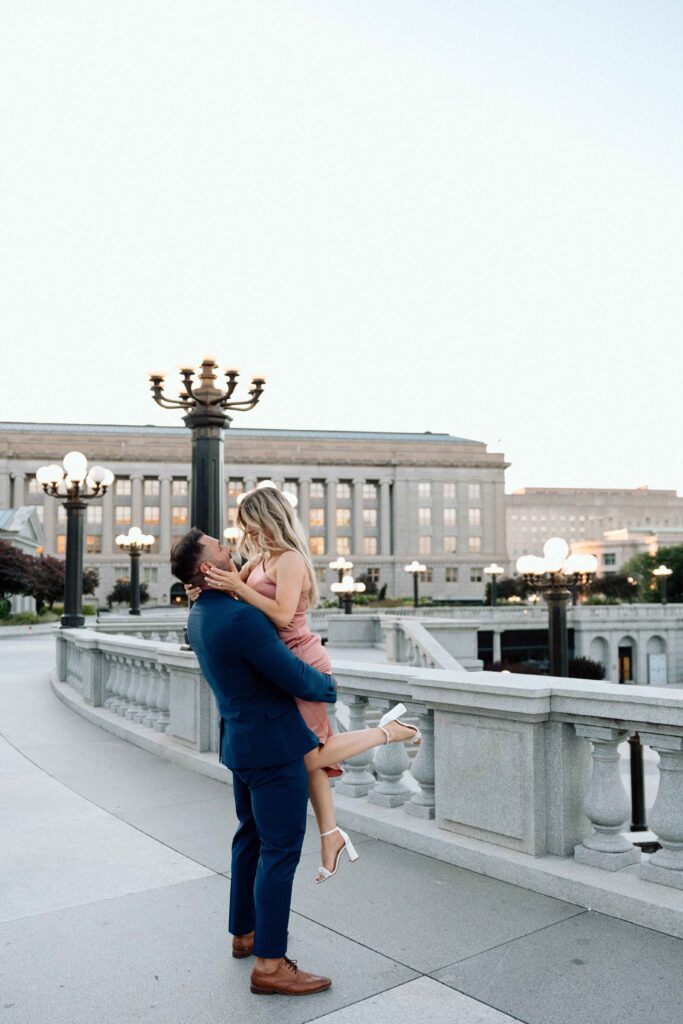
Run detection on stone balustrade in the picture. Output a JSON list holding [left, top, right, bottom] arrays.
[[55, 626, 683, 898]]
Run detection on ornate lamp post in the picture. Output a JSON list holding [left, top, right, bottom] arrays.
[[149, 358, 265, 536], [653, 564, 673, 605], [330, 574, 365, 615], [404, 560, 426, 609], [37, 452, 114, 628], [115, 527, 155, 615], [329, 556, 353, 608], [516, 538, 597, 677], [483, 562, 504, 606]]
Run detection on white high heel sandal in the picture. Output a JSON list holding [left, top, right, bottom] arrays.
[[378, 702, 421, 744], [316, 826, 359, 883]]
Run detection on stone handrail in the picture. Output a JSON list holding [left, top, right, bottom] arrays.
[[55, 627, 683, 894], [379, 615, 463, 670]]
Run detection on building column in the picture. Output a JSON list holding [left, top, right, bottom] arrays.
[[298, 477, 311, 537], [131, 474, 143, 528], [11, 472, 25, 507], [159, 475, 172, 554], [325, 478, 338, 557], [492, 630, 502, 664], [380, 478, 392, 555], [43, 494, 56, 553], [352, 478, 364, 555], [0, 471, 10, 508], [101, 485, 114, 555]]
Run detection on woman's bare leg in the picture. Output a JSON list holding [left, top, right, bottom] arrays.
[[305, 762, 343, 880], [305, 719, 416, 772]]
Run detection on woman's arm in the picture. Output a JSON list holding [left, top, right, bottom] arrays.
[[204, 550, 306, 629]]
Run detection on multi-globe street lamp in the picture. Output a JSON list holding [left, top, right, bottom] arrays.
[[150, 358, 265, 536], [516, 538, 598, 677], [330, 574, 365, 615], [115, 527, 155, 616], [36, 452, 114, 628], [329, 556, 353, 608], [483, 563, 504, 606], [653, 564, 673, 605], [404, 560, 426, 609]]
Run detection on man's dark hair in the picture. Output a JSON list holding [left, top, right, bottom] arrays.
[[170, 528, 205, 586]]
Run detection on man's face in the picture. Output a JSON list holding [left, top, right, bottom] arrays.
[[197, 535, 233, 577]]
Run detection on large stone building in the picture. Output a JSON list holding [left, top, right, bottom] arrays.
[[0, 421, 509, 606], [506, 486, 683, 569]]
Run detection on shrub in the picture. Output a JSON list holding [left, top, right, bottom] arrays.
[[568, 656, 606, 680]]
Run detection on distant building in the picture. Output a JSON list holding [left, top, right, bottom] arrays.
[[0, 421, 509, 607], [571, 526, 683, 576], [506, 487, 683, 568]]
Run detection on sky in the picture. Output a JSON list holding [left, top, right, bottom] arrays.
[[1, 1, 681, 493]]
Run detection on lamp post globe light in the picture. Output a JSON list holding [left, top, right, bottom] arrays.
[[653, 564, 673, 605], [404, 560, 426, 609], [516, 538, 598, 677], [150, 358, 265, 537], [37, 452, 114, 628], [115, 527, 155, 616], [330, 574, 365, 615], [483, 562, 504, 606], [329, 556, 353, 608]]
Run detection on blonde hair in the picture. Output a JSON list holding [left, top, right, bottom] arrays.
[[235, 487, 320, 606]]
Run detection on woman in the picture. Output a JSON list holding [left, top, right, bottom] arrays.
[[186, 482, 419, 882]]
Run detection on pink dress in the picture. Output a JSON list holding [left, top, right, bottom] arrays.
[[245, 560, 342, 778]]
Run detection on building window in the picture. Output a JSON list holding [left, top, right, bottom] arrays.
[[444, 536, 457, 553], [144, 506, 160, 525], [336, 508, 351, 528], [363, 508, 377, 528], [56, 535, 66, 554], [363, 483, 377, 500], [469, 536, 482, 553], [315, 566, 327, 583], [172, 478, 188, 496], [115, 478, 131, 495], [469, 508, 481, 528], [418, 507, 431, 527], [310, 481, 325, 499], [418, 482, 431, 500], [443, 483, 456, 499], [87, 505, 102, 524], [27, 476, 41, 495], [144, 479, 159, 496], [57, 506, 67, 523], [470, 567, 483, 583], [336, 537, 351, 556], [336, 482, 351, 500], [468, 483, 481, 500], [365, 566, 381, 585], [422, 567, 433, 583], [418, 536, 432, 556], [283, 481, 298, 502], [443, 507, 457, 527], [86, 535, 101, 554], [143, 567, 158, 585], [115, 506, 131, 526], [172, 507, 188, 526], [363, 537, 378, 556], [310, 508, 325, 529], [603, 553, 617, 566], [228, 478, 244, 497], [445, 567, 458, 583], [309, 537, 325, 556]]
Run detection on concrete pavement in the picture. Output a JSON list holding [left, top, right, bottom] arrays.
[[1, 635, 682, 1024]]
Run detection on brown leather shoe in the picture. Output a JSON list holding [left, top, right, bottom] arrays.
[[232, 932, 255, 959], [250, 957, 332, 995]]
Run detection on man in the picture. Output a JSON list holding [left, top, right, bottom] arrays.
[[171, 528, 335, 996]]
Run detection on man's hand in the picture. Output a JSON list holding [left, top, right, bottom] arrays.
[[205, 557, 244, 596]]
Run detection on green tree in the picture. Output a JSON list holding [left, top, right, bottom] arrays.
[[587, 572, 640, 603], [622, 545, 683, 603], [106, 577, 150, 608], [0, 541, 33, 604], [27, 555, 65, 614]]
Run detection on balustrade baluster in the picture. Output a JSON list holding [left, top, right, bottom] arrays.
[[133, 660, 153, 723], [106, 656, 124, 712], [574, 725, 641, 870], [155, 667, 170, 732], [639, 733, 683, 889], [405, 710, 435, 819], [117, 658, 134, 716], [125, 659, 143, 719], [143, 665, 163, 729], [369, 701, 412, 808], [335, 695, 376, 797]]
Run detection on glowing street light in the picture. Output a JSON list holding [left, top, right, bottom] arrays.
[[115, 527, 155, 616], [330, 573, 365, 615], [653, 564, 673, 605], [483, 563, 505, 606], [404, 560, 427, 609]]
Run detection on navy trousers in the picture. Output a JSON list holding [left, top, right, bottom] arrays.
[[228, 757, 309, 959]]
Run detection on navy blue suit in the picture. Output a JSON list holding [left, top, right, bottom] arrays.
[[188, 590, 337, 957]]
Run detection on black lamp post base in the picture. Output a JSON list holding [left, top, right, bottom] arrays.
[[61, 614, 85, 629], [128, 609, 142, 616]]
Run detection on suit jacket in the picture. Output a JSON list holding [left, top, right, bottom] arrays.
[[187, 590, 337, 770]]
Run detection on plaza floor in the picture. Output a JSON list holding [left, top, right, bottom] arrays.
[[1, 635, 681, 1024]]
